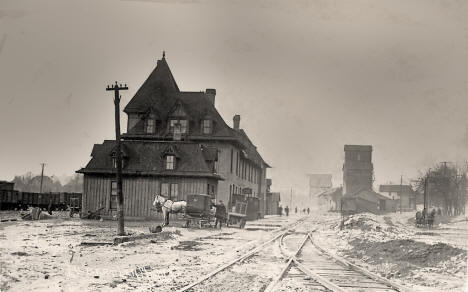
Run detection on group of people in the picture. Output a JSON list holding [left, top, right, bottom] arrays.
[[415, 207, 441, 228], [278, 206, 310, 216]]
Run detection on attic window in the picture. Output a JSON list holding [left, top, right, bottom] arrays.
[[169, 119, 188, 134], [146, 118, 155, 134], [202, 119, 212, 134], [111, 153, 126, 168], [165, 155, 175, 170]]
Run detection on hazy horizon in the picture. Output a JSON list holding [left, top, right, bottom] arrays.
[[1, 0, 468, 197]]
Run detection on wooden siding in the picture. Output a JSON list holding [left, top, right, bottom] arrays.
[[83, 175, 209, 218]]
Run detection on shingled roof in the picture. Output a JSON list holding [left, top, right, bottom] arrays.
[[77, 140, 223, 180], [122, 54, 269, 168], [343, 188, 389, 201], [379, 185, 415, 194], [125, 57, 179, 113]]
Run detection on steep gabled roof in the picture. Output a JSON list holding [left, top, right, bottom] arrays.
[[122, 55, 269, 168], [234, 129, 270, 168], [124, 56, 179, 113]]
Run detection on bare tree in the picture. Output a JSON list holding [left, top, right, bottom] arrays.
[[413, 163, 467, 216]]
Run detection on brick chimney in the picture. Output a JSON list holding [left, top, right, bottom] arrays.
[[205, 89, 216, 105], [233, 115, 240, 130]]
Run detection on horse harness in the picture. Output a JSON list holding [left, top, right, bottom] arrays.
[[161, 197, 174, 210]]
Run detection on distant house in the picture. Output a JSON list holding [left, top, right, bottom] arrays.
[[379, 184, 417, 211], [341, 188, 396, 214], [317, 187, 342, 211]]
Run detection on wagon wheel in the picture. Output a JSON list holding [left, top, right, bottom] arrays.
[[240, 218, 246, 229]]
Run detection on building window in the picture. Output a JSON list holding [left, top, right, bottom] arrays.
[[112, 155, 125, 168], [110, 181, 118, 210], [166, 155, 175, 170], [230, 148, 234, 173], [236, 152, 239, 176], [169, 119, 188, 133], [146, 118, 155, 134], [202, 119, 212, 134]]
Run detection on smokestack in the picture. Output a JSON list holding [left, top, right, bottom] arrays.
[[205, 89, 216, 105], [233, 115, 240, 130]]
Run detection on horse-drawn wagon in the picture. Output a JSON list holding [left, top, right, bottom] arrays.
[[152, 193, 214, 228], [184, 194, 214, 228], [226, 201, 247, 228]]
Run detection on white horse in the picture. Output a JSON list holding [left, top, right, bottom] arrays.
[[152, 194, 186, 226]]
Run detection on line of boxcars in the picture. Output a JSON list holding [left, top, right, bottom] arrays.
[[0, 190, 82, 211]]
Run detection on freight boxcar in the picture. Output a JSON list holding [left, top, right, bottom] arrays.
[[0, 191, 82, 211], [0, 190, 24, 210]]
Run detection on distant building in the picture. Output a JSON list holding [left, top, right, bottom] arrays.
[[343, 145, 373, 195], [379, 184, 417, 211], [341, 145, 394, 214], [78, 54, 269, 218], [265, 179, 281, 215], [341, 189, 396, 214], [317, 187, 342, 211]]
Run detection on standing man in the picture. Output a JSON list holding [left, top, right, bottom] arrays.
[[278, 205, 283, 216], [285, 206, 289, 216], [214, 200, 226, 229], [295, 207, 297, 214], [47, 197, 53, 215], [307, 207, 310, 215]]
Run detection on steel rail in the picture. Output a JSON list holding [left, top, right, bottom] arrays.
[[309, 233, 412, 292], [264, 233, 345, 292], [175, 217, 307, 292]]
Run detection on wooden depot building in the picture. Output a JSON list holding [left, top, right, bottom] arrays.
[[78, 53, 270, 219]]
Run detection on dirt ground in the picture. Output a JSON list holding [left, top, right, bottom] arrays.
[[0, 211, 299, 291], [313, 211, 468, 292], [1, 210, 467, 291]]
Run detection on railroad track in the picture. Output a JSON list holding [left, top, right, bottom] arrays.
[[176, 216, 411, 292], [176, 217, 308, 292], [267, 231, 410, 292]]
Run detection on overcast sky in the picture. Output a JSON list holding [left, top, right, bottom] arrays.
[[1, 0, 467, 196]]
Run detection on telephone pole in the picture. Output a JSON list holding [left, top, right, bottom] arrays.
[[399, 175, 403, 214], [106, 81, 128, 236], [424, 175, 428, 211], [39, 163, 45, 194]]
